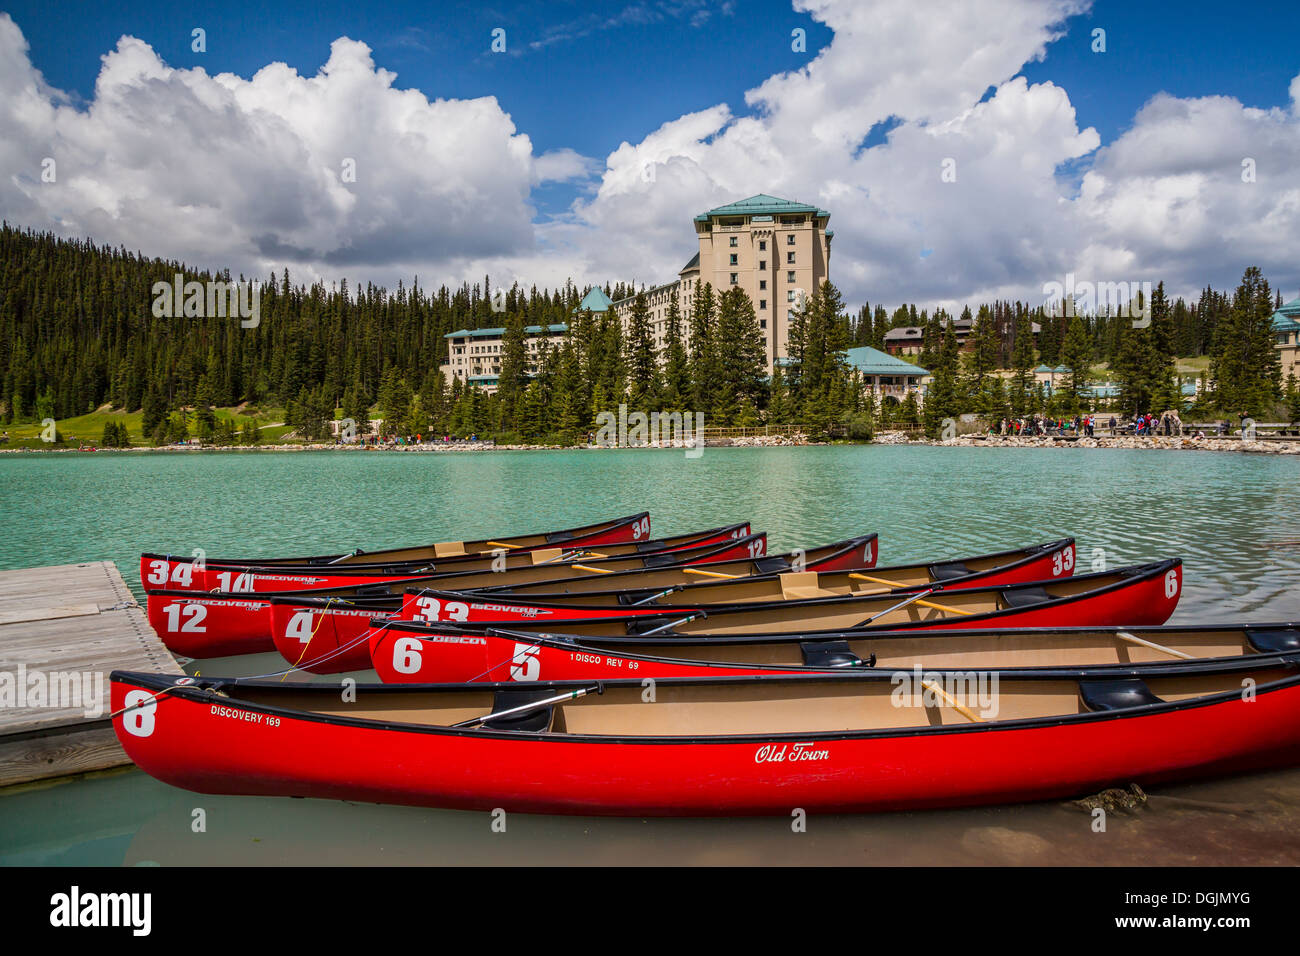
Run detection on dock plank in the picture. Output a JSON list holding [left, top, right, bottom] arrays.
[[0, 561, 181, 785]]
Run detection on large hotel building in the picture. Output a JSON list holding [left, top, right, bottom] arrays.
[[443, 194, 833, 389]]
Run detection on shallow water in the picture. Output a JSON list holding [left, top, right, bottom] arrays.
[[2, 443, 1299, 865]]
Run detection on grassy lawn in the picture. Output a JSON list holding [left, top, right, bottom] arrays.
[[1, 405, 290, 449]]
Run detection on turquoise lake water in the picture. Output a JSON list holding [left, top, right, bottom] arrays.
[[3, 444, 1300, 865]]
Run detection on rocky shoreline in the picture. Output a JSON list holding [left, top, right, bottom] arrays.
[[3, 430, 1296, 455], [883, 431, 1300, 455]]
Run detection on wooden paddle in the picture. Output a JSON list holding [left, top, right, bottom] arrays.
[[920, 680, 985, 723], [850, 574, 976, 615], [1116, 630, 1194, 660], [683, 567, 742, 579]]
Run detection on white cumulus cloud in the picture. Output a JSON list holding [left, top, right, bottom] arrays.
[[2, 3, 1298, 308]]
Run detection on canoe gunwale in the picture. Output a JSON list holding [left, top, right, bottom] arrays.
[[111, 653, 1300, 746]]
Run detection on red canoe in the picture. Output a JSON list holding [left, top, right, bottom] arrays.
[[286, 554, 1170, 678], [146, 530, 771, 658], [110, 654, 1300, 815], [373, 559, 1182, 638], [140, 512, 657, 591], [372, 619, 1282, 684], [462, 537, 1076, 604], [264, 532, 878, 673]]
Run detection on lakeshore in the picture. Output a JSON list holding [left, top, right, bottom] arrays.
[[2, 430, 1297, 455]]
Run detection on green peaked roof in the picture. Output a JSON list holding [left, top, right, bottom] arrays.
[[845, 346, 928, 377], [576, 286, 614, 312], [694, 194, 831, 222], [445, 324, 567, 339], [1272, 296, 1300, 332]]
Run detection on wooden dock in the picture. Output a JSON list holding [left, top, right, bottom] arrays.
[[0, 561, 180, 788]]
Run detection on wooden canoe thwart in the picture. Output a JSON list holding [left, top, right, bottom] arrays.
[[369, 622, 1297, 684], [143, 530, 775, 658], [139, 512, 659, 589], [110, 655, 1300, 815]]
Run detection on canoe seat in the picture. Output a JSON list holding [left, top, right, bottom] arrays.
[[1000, 586, 1054, 608], [1078, 679, 1163, 712], [780, 572, 837, 601], [928, 561, 973, 582], [754, 556, 794, 574], [642, 552, 681, 568], [546, 531, 575, 543], [482, 689, 555, 733], [433, 541, 467, 558], [354, 583, 392, 596], [617, 590, 662, 606], [800, 639, 862, 667], [1244, 627, 1300, 654]]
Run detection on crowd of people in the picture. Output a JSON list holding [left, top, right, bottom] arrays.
[[334, 433, 486, 447], [992, 410, 1191, 438], [994, 415, 1099, 437]]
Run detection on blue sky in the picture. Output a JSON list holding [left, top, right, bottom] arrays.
[[2, 0, 1298, 306], [10, 0, 1298, 218]]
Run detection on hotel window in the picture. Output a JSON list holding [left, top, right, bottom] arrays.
[[730, 254, 738, 265], [759, 279, 767, 290], [730, 273, 738, 284], [759, 260, 766, 270], [787, 234, 796, 245], [760, 319, 767, 329], [729, 236, 738, 247], [759, 241, 766, 251], [787, 252, 795, 264], [759, 299, 767, 310], [788, 290, 797, 302], [787, 271, 795, 283]]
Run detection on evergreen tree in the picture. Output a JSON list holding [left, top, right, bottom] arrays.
[[1060, 315, 1092, 410], [1210, 266, 1281, 416], [923, 321, 961, 437], [689, 283, 717, 415], [712, 287, 768, 424], [1009, 312, 1036, 417], [495, 311, 531, 426], [624, 292, 659, 407], [963, 304, 998, 413], [660, 296, 690, 409]]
